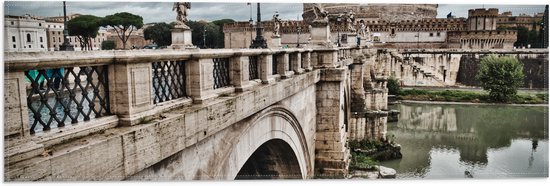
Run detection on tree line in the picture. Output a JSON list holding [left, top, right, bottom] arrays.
[[68, 12, 234, 50]]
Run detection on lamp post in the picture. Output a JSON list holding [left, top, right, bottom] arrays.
[[336, 15, 342, 47], [249, 4, 253, 48], [59, 1, 73, 51], [203, 25, 206, 48], [297, 26, 301, 48], [250, 3, 267, 48]]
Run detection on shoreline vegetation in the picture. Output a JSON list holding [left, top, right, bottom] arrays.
[[397, 89, 548, 104]]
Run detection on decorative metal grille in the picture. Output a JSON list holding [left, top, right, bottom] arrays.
[[272, 55, 278, 75], [213, 58, 230, 89], [288, 55, 293, 72], [248, 56, 259, 80], [25, 66, 111, 134], [152, 60, 188, 104]]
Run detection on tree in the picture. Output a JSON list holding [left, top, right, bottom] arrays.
[[387, 77, 401, 95], [143, 22, 173, 47], [186, 19, 234, 49], [475, 55, 524, 102], [101, 40, 116, 50], [514, 26, 529, 48], [100, 12, 143, 49], [67, 15, 101, 51]]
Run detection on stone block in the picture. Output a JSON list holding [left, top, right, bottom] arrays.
[[3, 72, 29, 139], [5, 158, 51, 181], [122, 126, 161, 177], [50, 136, 124, 180]]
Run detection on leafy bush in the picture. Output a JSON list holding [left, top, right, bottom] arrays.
[[476, 55, 525, 102], [101, 40, 116, 50], [387, 77, 401, 95]]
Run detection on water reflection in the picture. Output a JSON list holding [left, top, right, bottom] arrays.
[[380, 103, 549, 178]]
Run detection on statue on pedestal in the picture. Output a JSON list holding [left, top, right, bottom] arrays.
[[358, 20, 366, 37], [346, 10, 356, 32], [272, 12, 282, 37], [312, 3, 328, 22], [173, 2, 191, 29]]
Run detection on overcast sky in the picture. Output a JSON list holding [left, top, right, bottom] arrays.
[[3, 0, 547, 24]]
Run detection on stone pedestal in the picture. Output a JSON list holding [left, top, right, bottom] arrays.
[[346, 33, 358, 47], [309, 20, 335, 48], [171, 27, 195, 49], [271, 36, 282, 48]]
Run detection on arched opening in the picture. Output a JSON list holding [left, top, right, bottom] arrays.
[[235, 139, 302, 179]]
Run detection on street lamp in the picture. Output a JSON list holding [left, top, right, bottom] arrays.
[[336, 15, 342, 47], [59, 1, 73, 51], [203, 25, 207, 48], [249, 3, 253, 47], [250, 3, 267, 48], [297, 26, 301, 48]]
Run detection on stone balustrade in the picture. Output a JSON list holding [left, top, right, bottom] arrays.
[[5, 47, 375, 175]]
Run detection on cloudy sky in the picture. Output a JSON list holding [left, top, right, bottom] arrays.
[[3, 0, 547, 24]]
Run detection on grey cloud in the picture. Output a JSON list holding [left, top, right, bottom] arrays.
[[4, 1, 546, 24]]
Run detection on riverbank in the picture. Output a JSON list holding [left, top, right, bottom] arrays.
[[398, 89, 548, 104]]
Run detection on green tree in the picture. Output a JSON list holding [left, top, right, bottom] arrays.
[[144, 22, 174, 47], [387, 77, 401, 95], [475, 55, 524, 102], [101, 40, 116, 50], [187, 19, 234, 49], [514, 26, 529, 48], [67, 15, 101, 51], [100, 12, 143, 49]]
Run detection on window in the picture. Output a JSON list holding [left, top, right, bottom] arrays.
[[436, 32, 441, 37], [39, 23, 42, 26], [40, 37, 43, 42], [11, 21, 14, 25], [59, 37, 61, 42], [58, 31, 61, 35], [29, 45, 31, 48], [41, 44, 44, 48], [429, 33, 434, 37], [12, 36, 15, 42], [13, 44, 16, 48], [391, 28, 395, 35], [54, 44, 56, 48], [26, 34, 31, 42], [70, 38, 72, 42], [48, 25, 50, 28]]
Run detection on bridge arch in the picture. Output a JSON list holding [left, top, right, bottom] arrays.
[[217, 105, 312, 179]]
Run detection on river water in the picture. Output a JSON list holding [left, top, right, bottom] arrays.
[[379, 102, 548, 179]]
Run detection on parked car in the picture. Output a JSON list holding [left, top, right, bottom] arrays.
[[143, 44, 158, 49]]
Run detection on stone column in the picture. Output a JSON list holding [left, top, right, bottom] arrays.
[[259, 53, 275, 84], [231, 55, 252, 92], [3, 71, 45, 164], [302, 51, 313, 72], [277, 53, 293, 79], [187, 58, 216, 103], [290, 52, 304, 74], [110, 58, 154, 125], [315, 67, 350, 178]]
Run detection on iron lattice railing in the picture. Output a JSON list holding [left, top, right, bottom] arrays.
[[272, 55, 279, 75], [288, 54, 293, 72], [24, 66, 111, 134], [213, 58, 230, 89], [152, 60, 188, 104], [248, 56, 259, 80]]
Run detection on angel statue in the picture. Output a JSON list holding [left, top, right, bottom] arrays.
[[173, 2, 191, 28], [272, 12, 282, 37]]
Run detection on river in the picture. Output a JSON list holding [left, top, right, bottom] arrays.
[[379, 102, 549, 179]]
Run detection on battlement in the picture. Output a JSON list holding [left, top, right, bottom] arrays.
[[468, 8, 499, 18]]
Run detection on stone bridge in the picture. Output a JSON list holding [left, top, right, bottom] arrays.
[[4, 46, 390, 181], [4, 47, 547, 181]]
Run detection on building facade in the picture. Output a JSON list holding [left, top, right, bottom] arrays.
[[224, 4, 523, 50], [4, 15, 48, 52]]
